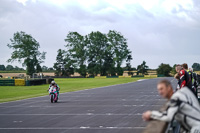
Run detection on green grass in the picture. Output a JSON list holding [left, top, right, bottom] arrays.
[[0, 77, 151, 103]]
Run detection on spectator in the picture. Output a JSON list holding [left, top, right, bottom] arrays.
[[174, 73, 180, 90], [142, 79, 200, 133], [175, 65, 186, 88], [176, 64, 194, 94], [182, 63, 194, 94], [189, 68, 199, 97]]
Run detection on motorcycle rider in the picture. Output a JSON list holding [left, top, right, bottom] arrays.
[[142, 79, 200, 133], [49, 81, 60, 95]]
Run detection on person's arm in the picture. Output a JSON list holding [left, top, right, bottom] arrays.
[[150, 99, 179, 122], [179, 70, 186, 88], [56, 84, 60, 90], [47, 85, 51, 91]]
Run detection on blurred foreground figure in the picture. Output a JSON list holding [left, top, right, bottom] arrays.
[[142, 79, 200, 133]]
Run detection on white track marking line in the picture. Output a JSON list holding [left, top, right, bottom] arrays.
[[0, 104, 163, 107], [0, 113, 143, 116], [0, 127, 145, 130], [137, 79, 147, 82]]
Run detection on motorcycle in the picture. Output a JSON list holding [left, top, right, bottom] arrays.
[[48, 86, 59, 103]]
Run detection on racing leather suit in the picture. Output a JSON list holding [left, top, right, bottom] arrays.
[[150, 87, 200, 133], [179, 70, 194, 94], [49, 84, 60, 94], [179, 70, 186, 88]]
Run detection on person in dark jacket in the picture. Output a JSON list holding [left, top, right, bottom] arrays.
[[182, 63, 195, 94], [189, 68, 199, 97]]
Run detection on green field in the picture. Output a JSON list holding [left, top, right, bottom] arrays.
[[0, 78, 151, 103]]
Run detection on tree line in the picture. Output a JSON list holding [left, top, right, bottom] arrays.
[[0, 65, 24, 71], [7, 31, 133, 76], [6, 31, 200, 77], [53, 31, 132, 77], [0, 64, 54, 72]]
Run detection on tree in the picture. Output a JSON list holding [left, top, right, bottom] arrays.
[[53, 49, 74, 76], [87, 31, 108, 76], [7, 31, 46, 76], [65, 32, 87, 77], [192, 63, 200, 71], [53, 49, 66, 76], [137, 61, 149, 75], [63, 52, 75, 76], [0, 65, 6, 71], [107, 30, 131, 75], [63, 30, 132, 76], [102, 53, 115, 76], [171, 64, 177, 75], [125, 55, 133, 76], [14, 66, 21, 71], [6, 65, 14, 71], [157, 63, 172, 76], [48, 67, 54, 71], [42, 66, 48, 71]]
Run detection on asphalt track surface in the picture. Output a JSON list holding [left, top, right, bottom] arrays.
[[0, 77, 176, 133]]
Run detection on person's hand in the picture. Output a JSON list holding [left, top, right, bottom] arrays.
[[142, 111, 152, 121]]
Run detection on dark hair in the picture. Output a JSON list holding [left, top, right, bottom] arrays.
[[182, 63, 188, 69], [158, 79, 172, 87], [176, 64, 182, 67]]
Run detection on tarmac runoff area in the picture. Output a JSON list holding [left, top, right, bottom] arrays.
[[0, 77, 176, 133]]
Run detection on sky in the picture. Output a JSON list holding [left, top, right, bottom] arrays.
[[0, 0, 200, 69]]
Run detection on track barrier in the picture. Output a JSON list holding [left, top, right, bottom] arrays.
[[144, 75, 158, 78], [15, 79, 25, 86], [0, 78, 54, 86], [94, 76, 107, 79], [132, 75, 144, 78], [119, 76, 132, 78], [0, 79, 15, 86]]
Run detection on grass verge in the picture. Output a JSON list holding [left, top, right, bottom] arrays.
[[0, 77, 151, 103]]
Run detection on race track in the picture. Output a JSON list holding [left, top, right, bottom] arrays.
[[0, 77, 176, 133]]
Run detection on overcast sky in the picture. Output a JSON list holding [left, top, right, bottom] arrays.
[[0, 0, 200, 69]]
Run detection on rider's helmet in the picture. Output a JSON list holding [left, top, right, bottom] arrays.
[[51, 81, 55, 86]]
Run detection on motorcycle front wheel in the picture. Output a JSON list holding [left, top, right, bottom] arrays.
[[51, 95, 53, 103]]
